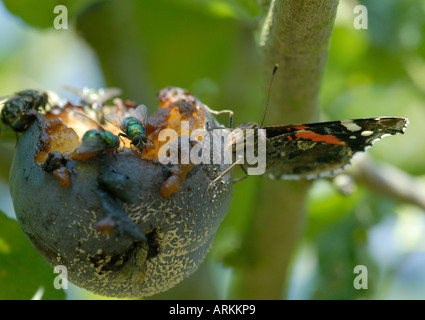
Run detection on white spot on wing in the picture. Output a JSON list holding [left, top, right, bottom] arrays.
[[361, 130, 373, 136], [341, 120, 362, 132], [402, 118, 409, 132]]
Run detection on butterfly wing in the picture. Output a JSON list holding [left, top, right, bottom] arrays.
[[263, 117, 408, 180]]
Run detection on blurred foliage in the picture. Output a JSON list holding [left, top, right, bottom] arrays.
[[0, 0, 425, 299], [0, 211, 65, 299], [3, 0, 103, 29]]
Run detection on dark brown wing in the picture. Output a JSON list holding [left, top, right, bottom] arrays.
[[263, 117, 408, 180]]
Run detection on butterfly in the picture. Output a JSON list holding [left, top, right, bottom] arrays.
[[207, 116, 408, 188]]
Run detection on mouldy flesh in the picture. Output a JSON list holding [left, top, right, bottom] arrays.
[[9, 87, 233, 297]]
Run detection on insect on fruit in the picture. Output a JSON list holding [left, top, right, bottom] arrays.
[[10, 86, 233, 298], [208, 65, 409, 187], [104, 104, 149, 152], [63, 85, 122, 111], [1, 89, 48, 132], [72, 112, 120, 160], [219, 117, 408, 182]]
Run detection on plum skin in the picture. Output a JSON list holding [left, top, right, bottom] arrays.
[[9, 118, 233, 298]]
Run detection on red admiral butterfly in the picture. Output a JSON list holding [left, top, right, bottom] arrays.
[[255, 116, 408, 180], [208, 65, 408, 184], [156, 84, 408, 186], [209, 116, 408, 186]]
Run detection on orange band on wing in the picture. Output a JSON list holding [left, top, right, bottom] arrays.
[[294, 131, 346, 145], [291, 125, 310, 130]]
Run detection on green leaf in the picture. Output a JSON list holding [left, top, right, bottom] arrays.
[[74, 0, 262, 122], [2, 0, 102, 29], [0, 211, 66, 300]]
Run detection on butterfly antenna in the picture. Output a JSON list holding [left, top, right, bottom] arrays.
[[260, 64, 279, 128]]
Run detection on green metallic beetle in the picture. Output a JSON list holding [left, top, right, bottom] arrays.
[[104, 104, 148, 151]]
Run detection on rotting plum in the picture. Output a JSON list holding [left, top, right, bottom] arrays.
[[8, 87, 233, 297]]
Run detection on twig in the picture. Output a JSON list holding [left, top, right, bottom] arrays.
[[349, 155, 425, 210]]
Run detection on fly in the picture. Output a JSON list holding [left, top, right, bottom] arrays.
[[1, 89, 48, 132], [72, 112, 120, 160], [63, 85, 122, 110], [104, 104, 149, 152]]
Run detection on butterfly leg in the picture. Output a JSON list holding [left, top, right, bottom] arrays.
[[206, 158, 242, 191], [206, 108, 234, 128], [233, 164, 248, 183]]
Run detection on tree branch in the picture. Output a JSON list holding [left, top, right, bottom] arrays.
[[259, 0, 339, 124], [349, 155, 425, 211], [228, 0, 339, 299]]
